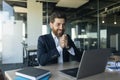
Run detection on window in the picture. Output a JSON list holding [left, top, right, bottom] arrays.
[[42, 25, 47, 35]]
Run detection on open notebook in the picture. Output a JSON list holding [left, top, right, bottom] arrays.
[[60, 48, 111, 80]]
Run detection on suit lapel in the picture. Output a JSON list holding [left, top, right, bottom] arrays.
[[48, 34, 56, 48]]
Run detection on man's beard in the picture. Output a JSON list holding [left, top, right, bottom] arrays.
[[53, 29, 64, 37]]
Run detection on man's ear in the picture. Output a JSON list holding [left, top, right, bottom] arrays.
[[49, 22, 53, 29]]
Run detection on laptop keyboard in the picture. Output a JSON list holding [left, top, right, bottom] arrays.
[[60, 67, 78, 77]]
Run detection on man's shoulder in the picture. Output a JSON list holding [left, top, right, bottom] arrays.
[[39, 34, 51, 39], [40, 34, 49, 37]]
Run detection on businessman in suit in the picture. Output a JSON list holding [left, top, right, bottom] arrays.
[[37, 11, 82, 66]]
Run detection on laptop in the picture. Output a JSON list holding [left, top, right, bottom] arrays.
[[60, 48, 111, 80]]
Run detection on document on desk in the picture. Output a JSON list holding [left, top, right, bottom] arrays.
[[106, 61, 120, 72]]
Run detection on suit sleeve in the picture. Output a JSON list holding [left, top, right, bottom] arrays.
[[67, 35, 82, 62], [37, 36, 60, 66]]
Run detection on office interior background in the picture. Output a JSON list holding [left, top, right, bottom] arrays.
[[0, 0, 120, 64]]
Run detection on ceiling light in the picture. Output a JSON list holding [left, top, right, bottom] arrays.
[[114, 21, 117, 24], [36, 0, 59, 3], [102, 17, 105, 23], [101, 14, 106, 24], [102, 20, 105, 23], [13, 6, 27, 13], [114, 15, 117, 24], [56, 0, 89, 8]]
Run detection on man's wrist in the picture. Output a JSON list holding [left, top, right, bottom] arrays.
[[65, 46, 71, 50]]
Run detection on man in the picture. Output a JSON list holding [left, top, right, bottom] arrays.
[[37, 11, 82, 66]]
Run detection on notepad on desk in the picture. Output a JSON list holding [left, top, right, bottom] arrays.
[[14, 75, 50, 80], [106, 61, 120, 72], [15, 67, 51, 80]]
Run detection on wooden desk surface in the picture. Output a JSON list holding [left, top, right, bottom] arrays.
[[5, 61, 120, 80]]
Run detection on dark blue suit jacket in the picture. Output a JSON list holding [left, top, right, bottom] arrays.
[[37, 33, 82, 66]]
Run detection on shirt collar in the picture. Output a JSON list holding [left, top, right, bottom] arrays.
[[51, 31, 57, 39]]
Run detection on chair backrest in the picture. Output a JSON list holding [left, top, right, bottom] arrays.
[[0, 69, 4, 80]]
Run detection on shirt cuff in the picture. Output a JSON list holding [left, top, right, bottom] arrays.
[[68, 47, 75, 55]]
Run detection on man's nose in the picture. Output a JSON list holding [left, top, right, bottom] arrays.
[[59, 24, 64, 29]]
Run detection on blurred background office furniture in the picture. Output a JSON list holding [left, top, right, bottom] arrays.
[[22, 43, 39, 66], [25, 46, 39, 66]]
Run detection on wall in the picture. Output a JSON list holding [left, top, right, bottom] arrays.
[[27, 0, 42, 46]]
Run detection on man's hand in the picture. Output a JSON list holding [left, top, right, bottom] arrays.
[[59, 34, 69, 48]]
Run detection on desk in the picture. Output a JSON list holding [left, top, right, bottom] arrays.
[[5, 61, 120, 80]]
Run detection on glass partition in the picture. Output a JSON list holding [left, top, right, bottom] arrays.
[[71, 0, 98, 50], [0, 1, 2, 60], [71, 0, 120, 51], [99, 0, 120, 54], [0, 1, 24, 63]]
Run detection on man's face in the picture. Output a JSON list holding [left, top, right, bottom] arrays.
[[50, 18, 65, 37]]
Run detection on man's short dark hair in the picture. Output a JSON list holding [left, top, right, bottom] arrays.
[[50, 11, 66, 23]]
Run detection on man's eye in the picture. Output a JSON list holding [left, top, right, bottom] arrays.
[[57, 23, 60, 26], [55, 24, 60, 27]]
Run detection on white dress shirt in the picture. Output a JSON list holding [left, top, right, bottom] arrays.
[[51, 32, 75, 64]]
